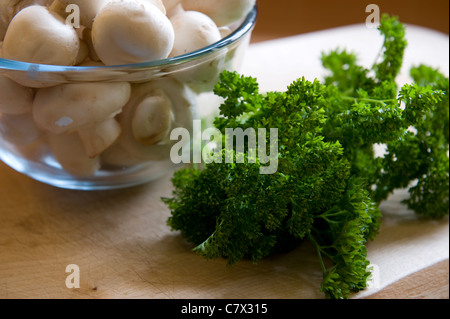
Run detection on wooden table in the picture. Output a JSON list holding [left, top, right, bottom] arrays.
[[0, 24, 448, 300]]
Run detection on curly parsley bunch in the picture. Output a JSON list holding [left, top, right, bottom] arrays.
[[163, 15, 449, 299]]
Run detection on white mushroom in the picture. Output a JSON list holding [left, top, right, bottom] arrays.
[[33, 81, 131, 134], [48, 131, 101, 176], [2, 5, 80, 66], [0, 76, 35, 115], [181, 0, 255, 27], [169, 10, 226, 93], [169, 10, 221, 57], [0, 112, 42, 146], [103, 76, 195, 165], [131, 90, 173, 145], [92, 0, 174, 65], [77, 118, 122, 158], [1, 0, 53, 40]]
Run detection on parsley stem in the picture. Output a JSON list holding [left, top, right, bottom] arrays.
[[308, 233, 327, 274], [371, 44, 385, 71], [342, 96, 397, 106]]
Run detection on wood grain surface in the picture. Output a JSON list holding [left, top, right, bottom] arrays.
[[364, 260, 449, 299], [0, 163, 325, 299]]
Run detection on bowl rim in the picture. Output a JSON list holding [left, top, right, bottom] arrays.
[[0, 4, 258, 73]]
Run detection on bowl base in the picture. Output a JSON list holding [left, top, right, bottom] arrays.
[[0, 145, 179, 191]]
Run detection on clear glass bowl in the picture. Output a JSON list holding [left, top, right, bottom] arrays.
[[0, 5, 257, 191]]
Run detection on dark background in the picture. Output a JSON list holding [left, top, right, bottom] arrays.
[[251, 0, 449, 42]]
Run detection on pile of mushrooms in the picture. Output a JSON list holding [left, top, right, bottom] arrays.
[[0, 0, 255, 177]]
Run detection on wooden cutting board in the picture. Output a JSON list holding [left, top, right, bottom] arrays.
[[0, 165, 325, 299], [0, 24, 448, 300]]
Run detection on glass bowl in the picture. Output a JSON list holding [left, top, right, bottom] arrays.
[[0, 5, 258, 191]]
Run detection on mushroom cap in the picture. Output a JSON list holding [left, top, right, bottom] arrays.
[[92, 0, 175, 65], [169, 10, 225, 93], [181, 0, 256, 27], [33, 82, 131, 134], [2, 5, 80, 65], [0, 0, 53, 40], [169, 10, 221, 57]]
